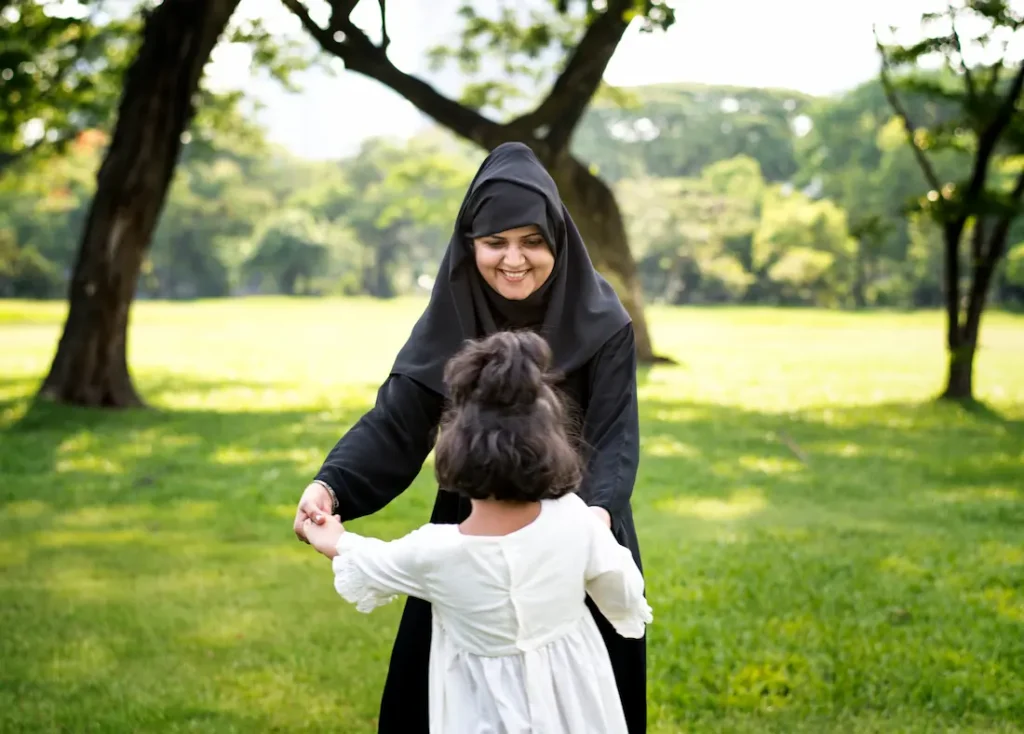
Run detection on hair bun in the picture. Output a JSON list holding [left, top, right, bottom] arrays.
[[444, 331, 552, 410]]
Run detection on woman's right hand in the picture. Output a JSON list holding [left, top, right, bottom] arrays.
[[293, 481, 334, 543]]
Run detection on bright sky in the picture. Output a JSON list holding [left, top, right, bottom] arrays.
[[204, 0, 1020, 160]]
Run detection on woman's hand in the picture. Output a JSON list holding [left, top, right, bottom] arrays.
[[294, 481, 334, 543], [304, 513, 344, 558]]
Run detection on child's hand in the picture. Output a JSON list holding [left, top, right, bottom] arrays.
[[303, 512, 344, 558]]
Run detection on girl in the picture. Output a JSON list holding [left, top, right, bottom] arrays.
[[304, 330, 652, 734]]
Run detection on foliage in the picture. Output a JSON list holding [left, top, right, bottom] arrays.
[[0, 0, 316, 172], [574, 83, 812, 182], [6, 39, 1024, 312], [285, 135, 480, 298], [617, 172, 756, 304], [1, 299, 1023, 731], [873, 2, 1024, 228], [753, 188, 857, 307], [0, 0, 138, 169], [423, 0, 675, 117]]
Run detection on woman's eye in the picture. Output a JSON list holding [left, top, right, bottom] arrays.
[[524, 239, 545, 248]]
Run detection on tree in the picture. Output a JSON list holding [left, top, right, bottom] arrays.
[[281, 0, 675, 362], [752, 188, 857, 307], [616, 163, 760, 305], [875, 1, 1024, 401], [290, 136, 480, 298], [37, 0, 241, 407]]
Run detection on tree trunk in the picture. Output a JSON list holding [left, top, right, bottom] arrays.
[[943, 340, 975, 400], [375, 235, 397, 299], [37, 0, 240, 408], [852, 240, 867, 309], [547, 155, 663, 364], [940, 221, 1006, 402]]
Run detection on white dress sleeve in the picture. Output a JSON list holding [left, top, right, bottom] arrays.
[[331, 526, 434, 613], [584, 514, 653, 639]]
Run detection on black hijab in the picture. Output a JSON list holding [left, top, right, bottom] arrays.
[[390, 142, 631, 395]]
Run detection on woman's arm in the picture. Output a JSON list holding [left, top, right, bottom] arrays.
[[294, 375, 444, 539], [576, 324, 640, 531]]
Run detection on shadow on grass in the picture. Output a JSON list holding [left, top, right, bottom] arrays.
[[628, 398, 1024, 728], [1, 378, 1022, 731]]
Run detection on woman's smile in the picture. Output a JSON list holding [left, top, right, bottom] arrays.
[[474, 225, 554, 299]]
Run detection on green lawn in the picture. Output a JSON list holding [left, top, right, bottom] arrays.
[[1, 298, 1022, 733]]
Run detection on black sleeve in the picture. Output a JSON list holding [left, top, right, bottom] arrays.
[[314, 374, 445, 522], [576, 324, 641, 527]]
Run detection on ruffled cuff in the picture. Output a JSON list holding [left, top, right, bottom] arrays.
[[331, 533, 396, 613]]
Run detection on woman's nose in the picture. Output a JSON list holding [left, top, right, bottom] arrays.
[[502, 245, 525, 266]]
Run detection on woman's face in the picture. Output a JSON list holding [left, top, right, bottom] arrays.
[[473, 225, 555, 300]]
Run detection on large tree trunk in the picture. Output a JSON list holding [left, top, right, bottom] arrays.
[[547, 155, 661, 363], [37, 0, 239, 408]]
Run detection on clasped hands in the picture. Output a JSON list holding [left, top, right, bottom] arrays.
[[293, 481, 344, 558]]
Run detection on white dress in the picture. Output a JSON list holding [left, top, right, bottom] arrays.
[[330, 492, 653, 734]]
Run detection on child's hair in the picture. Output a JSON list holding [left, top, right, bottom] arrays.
[[434, 330, 582, 503]]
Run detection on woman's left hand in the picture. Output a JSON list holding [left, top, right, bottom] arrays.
[[590, 506, 612, 529]]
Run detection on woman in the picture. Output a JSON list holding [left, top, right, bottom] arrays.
[[293, 141, 646, 733]]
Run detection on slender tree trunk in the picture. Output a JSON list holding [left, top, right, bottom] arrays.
[[375, 237, 397, 299], [281, 268, 298, 296], [547, 155, 662, 363], [37, 0, 239, 408], [940, 221, 1006, 401], [852, 241, 867, 309]]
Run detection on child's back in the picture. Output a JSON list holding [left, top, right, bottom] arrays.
[[333, 492, 650, 733], [305, 330, 651, 733]]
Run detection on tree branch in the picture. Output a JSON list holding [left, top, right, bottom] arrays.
[[948, 3, 976, 101], [986, 166, 1024, 262], [281, 0, 501, 146], [983, 52, 1005, 98], [326, 0, 357, 32], [378, 0, 388, 50], [507, 0, 635, 152], [958, 60, 1024, 219], [970, 214, 986, 266], [875, 33, 944, 193]]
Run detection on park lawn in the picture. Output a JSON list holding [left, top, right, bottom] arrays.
[[1, 297, 1023, 733]]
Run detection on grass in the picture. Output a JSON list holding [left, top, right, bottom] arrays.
[[1, 297, 1023, 733]]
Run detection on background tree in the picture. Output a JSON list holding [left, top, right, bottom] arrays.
[[574, 83, 811, 183], [37, 0, 243, 407], [874, 0, 1024, 401], [281, 0, 676, 362]]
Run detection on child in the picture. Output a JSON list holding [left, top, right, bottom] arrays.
[[304, 330, 652, 734]]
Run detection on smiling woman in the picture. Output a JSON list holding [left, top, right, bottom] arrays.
[[465, 177, 559, 303], [293, 142, 646, 733], [472, 224, 555, 299]]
